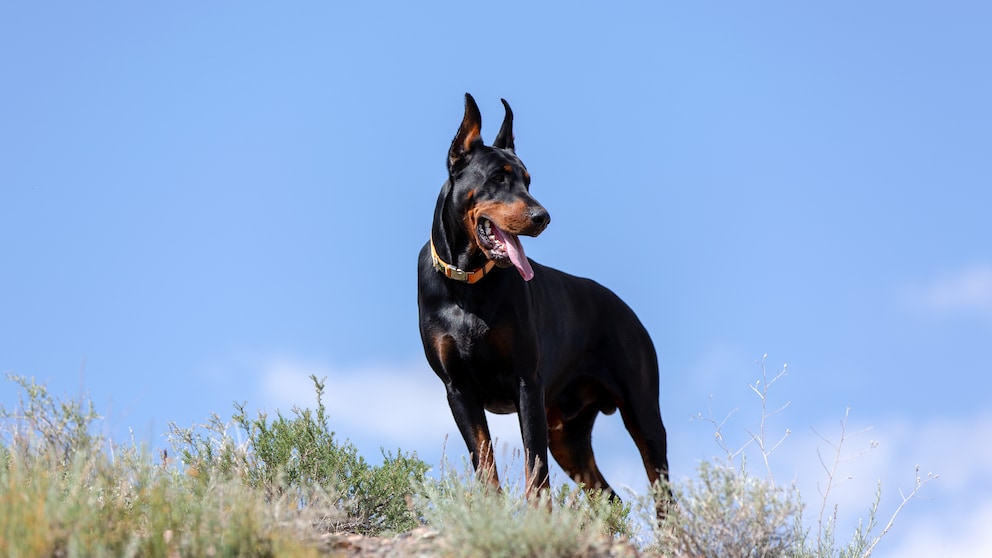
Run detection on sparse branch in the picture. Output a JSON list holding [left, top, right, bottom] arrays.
[[811, 406, 884, 552], [744, 356, 792, 480], [682, 356, 938, 558], [691, 395, 741, 461], [813, 407, 848, 545], [862, 465, 938, 557], [691, 355, 793, 478]]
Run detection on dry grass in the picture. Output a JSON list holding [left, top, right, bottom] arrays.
[[1, 358, 936, 557], [0, 373, 421, 557]]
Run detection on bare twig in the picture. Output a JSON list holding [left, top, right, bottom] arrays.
[[810, 406, 886, 552], [687, 358, 937, 557], [744, 356, 792, 480], [862, 465, 938, 557], [691, 355, 793, 479], [691, 395, 740, 461]]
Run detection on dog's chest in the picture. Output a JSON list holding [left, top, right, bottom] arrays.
[[446, 307, 503, 360]]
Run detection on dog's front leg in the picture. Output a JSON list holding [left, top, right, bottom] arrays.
[[446, 386, 500, 490], [517, 377, 550, 503]]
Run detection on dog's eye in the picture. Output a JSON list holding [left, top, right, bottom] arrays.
[[492, 173, 508, 185]]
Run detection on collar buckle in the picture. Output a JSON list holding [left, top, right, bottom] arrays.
[[430, 236, 495, 284]]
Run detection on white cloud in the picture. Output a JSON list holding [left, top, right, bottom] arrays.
[[764, 411, 992, 558], [909, 263, 992, 318], [253, 356, 558, 475], [256, 356, 454, 450], [878, 500, 992, 558]]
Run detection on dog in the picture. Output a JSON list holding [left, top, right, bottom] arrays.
[[417, 93, 670, 517]]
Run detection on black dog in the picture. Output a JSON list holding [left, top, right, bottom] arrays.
[[418, 94, 669, 516]]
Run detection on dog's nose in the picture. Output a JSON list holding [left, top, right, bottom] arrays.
[[530, 207, 550, 230]]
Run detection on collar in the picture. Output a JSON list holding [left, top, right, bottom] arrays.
[[429, 235, 495, 284]]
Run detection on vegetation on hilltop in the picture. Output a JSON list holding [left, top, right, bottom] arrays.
[[0, 363, 933, 557]]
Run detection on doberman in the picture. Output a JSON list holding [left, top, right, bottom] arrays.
[[417, 93, 670, 517]]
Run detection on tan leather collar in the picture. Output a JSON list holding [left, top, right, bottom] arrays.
[[430, 236, 495, 284]]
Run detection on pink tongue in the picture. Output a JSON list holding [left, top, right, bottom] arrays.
[[494, 226, 535, 281]]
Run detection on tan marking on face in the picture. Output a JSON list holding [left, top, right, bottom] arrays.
[[469, 199, 533, 234], [463, 199, 535, 259]]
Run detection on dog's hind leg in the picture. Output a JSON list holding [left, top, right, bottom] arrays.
[[616, 394, 671, 519], [547, 406, 615, 498]]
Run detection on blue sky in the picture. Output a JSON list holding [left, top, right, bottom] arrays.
[[2, 2, 990, 554]]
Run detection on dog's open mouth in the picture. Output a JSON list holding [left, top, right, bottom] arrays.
[[477, 218, 535, 281]]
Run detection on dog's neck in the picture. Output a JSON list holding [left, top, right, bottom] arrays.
[[429, 235, 495, 284], [431, 180, 490, 274]]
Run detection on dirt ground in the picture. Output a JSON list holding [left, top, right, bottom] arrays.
[[317, 528, 650, 557]]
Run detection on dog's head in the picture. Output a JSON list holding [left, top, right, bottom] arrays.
[[446, 93, 550, 281]]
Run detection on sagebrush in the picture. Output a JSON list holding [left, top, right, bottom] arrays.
[[0, 359, 934, 557], [0, 373, 425, 556]]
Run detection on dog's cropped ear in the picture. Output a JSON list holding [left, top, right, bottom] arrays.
[[448, 93, 484, 171], [493, 98, 514, 152]]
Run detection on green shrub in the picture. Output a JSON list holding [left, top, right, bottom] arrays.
[[417, 457, 634, 558], [1, 372, 428, 556], [651, 460, 798, 557], [0, 374, 323, 557], [168, 374, 429, 536]]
